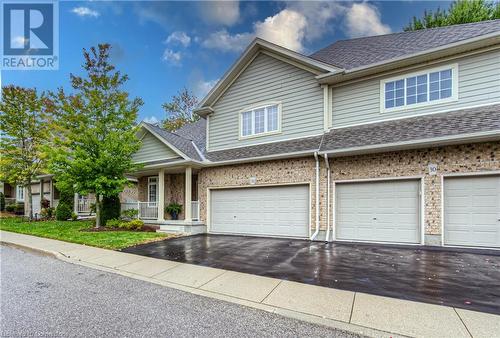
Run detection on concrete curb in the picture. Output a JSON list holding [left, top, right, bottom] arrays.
[[1, 238, 405, 338]]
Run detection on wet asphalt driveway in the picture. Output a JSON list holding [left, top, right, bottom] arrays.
[[122, 234, 500, 315]]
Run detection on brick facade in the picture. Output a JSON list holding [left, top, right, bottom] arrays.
[[195, 141, 499, 244], [330, 142, 500, 237], [197, 157, 328, 230]]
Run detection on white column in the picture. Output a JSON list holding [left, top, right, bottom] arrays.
[[49, 179, 54, 207], [184, 167, 192, 222], [39, 179, 44, 211], [157, 168, 165, 221], [74, 193, 79, 214]]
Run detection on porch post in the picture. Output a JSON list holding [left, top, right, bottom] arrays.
[[49, 179, 54, 207], [157, 168, 165, 221], [74, 193, 79, 214], [39, 179, 44, 211], [184, 167, 192, 222]]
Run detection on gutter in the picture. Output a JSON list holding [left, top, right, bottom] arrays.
[[310, 152, 320, 241], [318, 130, 500, 157]]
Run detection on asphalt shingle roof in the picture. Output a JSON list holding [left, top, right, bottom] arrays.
[[205, 135, 323, 162], [320, 104, 500, 152], [144, 121, 205, 161], [310, 20, 500, 70]]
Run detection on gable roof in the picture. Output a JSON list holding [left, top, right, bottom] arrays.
[[310, 20, 500, 70], [140, 119, 207, 162], [195, 38, 341, 115]]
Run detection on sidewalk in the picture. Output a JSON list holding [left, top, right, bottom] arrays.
[[1, 230, 499, 338]]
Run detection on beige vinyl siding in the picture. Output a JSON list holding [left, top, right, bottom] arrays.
[[332, 49, 500, 128], [133, 132, 180, 163], [209, 53, 324, 151]]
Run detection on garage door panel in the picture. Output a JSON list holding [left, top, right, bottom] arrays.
[[211, 185, 309, 238], [336, 180, 420, 244], [444, 175, 500, 248]]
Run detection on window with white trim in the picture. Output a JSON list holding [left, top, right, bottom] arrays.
[[241, 104, 280, 137], [382, 65, 457, 111], [16, 185, 24, 202], [148, 177, 158, 204]]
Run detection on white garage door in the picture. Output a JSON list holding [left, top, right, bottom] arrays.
[[336, 180, 420, 244], [32, 194, 41, 216], [444, 175, 500, 249], [210, 185, 309, 238]]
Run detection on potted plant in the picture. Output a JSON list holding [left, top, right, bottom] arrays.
[[165, 202, 182, 220]]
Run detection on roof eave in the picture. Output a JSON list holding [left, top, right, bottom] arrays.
[[316, 32, 500, 84], [319, 130, 500, 157]]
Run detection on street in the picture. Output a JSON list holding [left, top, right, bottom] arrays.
[[0, 245, 360, 337]]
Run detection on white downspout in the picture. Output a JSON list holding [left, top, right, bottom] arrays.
[[310, 152, 320, 241], [324, 154, 331, 242]]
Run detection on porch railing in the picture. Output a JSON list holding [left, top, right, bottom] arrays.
[[4, 197, 16, 205], [78, 198, 95, 214], [138, 202, 158, 220], [191, 201, 200, 221]]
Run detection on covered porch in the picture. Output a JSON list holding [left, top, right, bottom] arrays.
[[123, 166, 204, 234]]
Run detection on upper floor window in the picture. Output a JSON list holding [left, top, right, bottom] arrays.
[[240, 103, 281, 138], [16, 185, 24, 202], [382, 64, 457, 112]]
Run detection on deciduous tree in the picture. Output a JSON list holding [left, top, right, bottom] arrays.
[[48, 44, 143, 227], [161, 87, 199, 131], [404, 0, 500, 31], [0, 86, 49, 219]]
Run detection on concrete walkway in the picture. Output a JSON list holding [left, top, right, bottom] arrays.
[[1, 231, 499, 338]]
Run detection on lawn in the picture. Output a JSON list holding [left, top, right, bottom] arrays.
[[0, 218, 169, 250]]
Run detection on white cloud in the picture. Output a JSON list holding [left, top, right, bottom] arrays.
[[254, 9, 307, 52], [71, 7, 100, 18], [11, 36, 27, 48], [162, 49, 182, 65], [202, 29, 253, 52], [193, 78, 219, 98], [201, 1, 240, 26], [344, 3, 391, 38], [165, 31, 191, 47], [143, 116, 159, 125]]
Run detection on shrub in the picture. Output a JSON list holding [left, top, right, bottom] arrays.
[[40, 207, 55, 219], [99, 195, 121, 226], [121, 208, 138, 220], [15, 203, 24, 215], [106, 218, 122, 228], [126, 219, 144, 230], [41, 198, 50, 209], [0, 192, 5, 211], [56, 189, 74, 221], [55, 203, 72, 221], [5, 204, 15, 212], [71, 212, 78, 221]]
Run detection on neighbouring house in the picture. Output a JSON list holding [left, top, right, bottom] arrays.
[[0, 181, 25, 207], [132, 20, 498, 249], [14, 175, 138, 219]]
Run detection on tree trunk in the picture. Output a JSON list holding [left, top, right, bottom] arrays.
[[26, 181, 33, 220], [95, 194, 101, 228]]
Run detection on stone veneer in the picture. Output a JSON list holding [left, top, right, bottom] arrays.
[[197, 141, 499, 244], [137, 174, 186, 220]]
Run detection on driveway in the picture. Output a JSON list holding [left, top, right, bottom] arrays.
[[122, 234, 500, 315]]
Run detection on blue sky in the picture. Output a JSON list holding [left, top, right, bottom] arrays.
[[2, 1, 450, 123]]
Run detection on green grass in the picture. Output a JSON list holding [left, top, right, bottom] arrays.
[[0, 218, 168, 250]]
